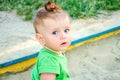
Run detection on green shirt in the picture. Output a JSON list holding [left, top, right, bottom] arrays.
[[31, 48, 70, 80]]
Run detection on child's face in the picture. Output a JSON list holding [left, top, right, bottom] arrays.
[[38, 15, 71, 51]]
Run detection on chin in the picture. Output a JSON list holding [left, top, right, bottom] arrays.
[[60, 47, 68, 51]]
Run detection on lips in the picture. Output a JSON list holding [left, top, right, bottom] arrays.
[[61, 42, 67, 46]]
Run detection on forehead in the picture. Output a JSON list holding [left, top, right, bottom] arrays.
[[43, 13, 70, 29]]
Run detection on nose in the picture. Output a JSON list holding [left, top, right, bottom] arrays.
[[60, 32, 66, 40]]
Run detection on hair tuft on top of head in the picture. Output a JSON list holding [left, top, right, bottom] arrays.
[[44, 1, 59, 12]]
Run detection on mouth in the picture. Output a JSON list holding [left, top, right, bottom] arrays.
[[61, 42, 67, 46]]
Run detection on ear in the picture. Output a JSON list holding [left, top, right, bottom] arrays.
[[36, 33, 45, 45]]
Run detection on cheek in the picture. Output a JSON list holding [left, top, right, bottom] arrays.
[[68, 34, 71, 41], [44, 35, 58, 43], [68, 36, 72, 45]]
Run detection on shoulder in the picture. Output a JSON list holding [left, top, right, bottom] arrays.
[[37, 49, 58, 63], [40, 55, 59, 66], [37, 52, 60, 74], [38, 48, 59, 61]]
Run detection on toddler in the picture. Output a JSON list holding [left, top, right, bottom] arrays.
[[31, 1, 71, 80]]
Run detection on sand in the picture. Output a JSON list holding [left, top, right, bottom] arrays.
[[67, 34, 120, 80], [0, 10, 120, 80], [0, 34, 120, 80]]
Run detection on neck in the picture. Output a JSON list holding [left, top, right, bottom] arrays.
[[44, 46, 63, 55]]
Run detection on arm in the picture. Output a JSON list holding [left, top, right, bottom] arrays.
[[40, 73, 56, 80]]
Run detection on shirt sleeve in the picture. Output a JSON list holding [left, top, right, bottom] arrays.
[[38, 56, 60, 75]]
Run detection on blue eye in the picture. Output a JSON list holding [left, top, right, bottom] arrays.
[[52, 31, 58, 35], [64, 29, 69, 33]]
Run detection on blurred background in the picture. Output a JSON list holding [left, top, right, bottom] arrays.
[[0, 0, 120, 20], [0, 0, 120, 80]]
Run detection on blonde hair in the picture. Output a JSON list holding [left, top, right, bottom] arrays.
[[33, 1, 69, 33]]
